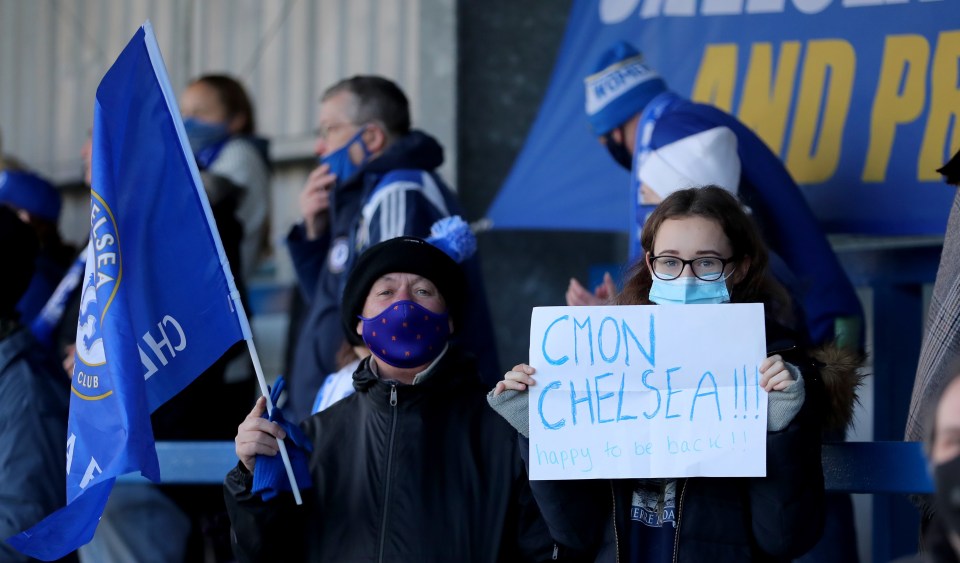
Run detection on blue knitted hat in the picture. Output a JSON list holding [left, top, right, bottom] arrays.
[[0, 170, 61, 222], [584, 41, 667, 135]]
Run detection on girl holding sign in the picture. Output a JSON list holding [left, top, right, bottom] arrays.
[[489, 186, 850, 562]]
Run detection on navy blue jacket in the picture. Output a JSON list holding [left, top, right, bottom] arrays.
[[0, 325, 76, 563], [286, 131, 499, 422]]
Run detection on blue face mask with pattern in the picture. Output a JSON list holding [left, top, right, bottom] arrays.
[[648, 276, 731, 305], [319, 127, 372, 185], [360, 300, 450, 368]]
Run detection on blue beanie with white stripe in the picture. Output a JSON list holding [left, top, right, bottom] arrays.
[[584, 42, 667, 136]]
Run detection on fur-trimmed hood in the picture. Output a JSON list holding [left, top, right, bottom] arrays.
[[766, 318, 866, 434], [810, 344, 867, 433]]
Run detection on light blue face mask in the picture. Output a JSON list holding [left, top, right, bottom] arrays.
[[319, 126, 371, 185], [649, 276, 731, 305]]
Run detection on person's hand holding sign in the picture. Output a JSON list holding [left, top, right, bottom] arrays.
[[759, 354, 796, 392], [493, 364, 537, 396]]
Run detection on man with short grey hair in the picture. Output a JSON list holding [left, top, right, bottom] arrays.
[[285, 75, 499, 422]]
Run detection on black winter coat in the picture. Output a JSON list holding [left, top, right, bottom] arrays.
[[225, 346, 558, 562], [521, 321, 826, 563]]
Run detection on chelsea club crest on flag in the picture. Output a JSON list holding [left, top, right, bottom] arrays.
[[7, 21, 249, 560]]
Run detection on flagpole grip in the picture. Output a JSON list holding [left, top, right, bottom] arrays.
[[244, 336, 304, 505]]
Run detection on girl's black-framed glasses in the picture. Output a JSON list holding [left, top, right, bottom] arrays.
[[649, 255, 737, 282]]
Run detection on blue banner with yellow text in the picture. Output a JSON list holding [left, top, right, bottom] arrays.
[[6, 21, 247, 560], [487, 0, 959, 234]]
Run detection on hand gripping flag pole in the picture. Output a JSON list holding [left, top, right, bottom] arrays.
[[243, 328, 304, 505]]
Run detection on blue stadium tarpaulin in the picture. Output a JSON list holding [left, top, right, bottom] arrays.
[[486, 0, 958, 235]]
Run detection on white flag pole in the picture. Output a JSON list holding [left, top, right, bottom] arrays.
[[242, 324, 304, 506]]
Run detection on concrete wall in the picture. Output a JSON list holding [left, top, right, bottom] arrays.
[[457, 0, 628, 367]]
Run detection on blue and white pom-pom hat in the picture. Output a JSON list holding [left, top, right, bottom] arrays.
[[584, 41, 668, 136]]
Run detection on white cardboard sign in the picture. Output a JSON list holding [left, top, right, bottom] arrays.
[[527, 304, 768, 480]]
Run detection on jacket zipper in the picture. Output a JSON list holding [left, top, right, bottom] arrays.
[[611, 482, 620, 563], [768, 344, 797, 356], [377, 384, 399, 563], [672, 480, 687, 563]]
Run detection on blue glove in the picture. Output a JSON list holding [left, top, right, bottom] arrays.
[[252, 376, 314, 501]]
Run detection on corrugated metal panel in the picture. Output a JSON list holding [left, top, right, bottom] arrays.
[[0, 0, 457, 270], [1, 0, 455, 174], [186, 0, 451, 167], [0, 0, 188, 180]]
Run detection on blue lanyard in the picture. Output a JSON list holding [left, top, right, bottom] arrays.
[[629, 92, 679, 261]]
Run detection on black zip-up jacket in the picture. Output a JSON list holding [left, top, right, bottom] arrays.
[[519, 320, 827, 563], [225, 346, 559, 562]]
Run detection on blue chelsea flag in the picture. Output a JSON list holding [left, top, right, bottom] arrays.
[[7, 21, 249, 560]]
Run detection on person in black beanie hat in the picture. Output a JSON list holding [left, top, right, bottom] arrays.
[[0, 205, 76, 563], [309, 223, 472, 414], [225, 235, 566, 562], [284, 75, 500, 424], [339, 235, 466, 354]]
